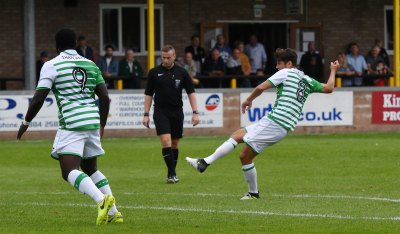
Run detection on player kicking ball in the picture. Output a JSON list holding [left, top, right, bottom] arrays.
[[17, 29, 122, 224], [186, 48, 339, 200]]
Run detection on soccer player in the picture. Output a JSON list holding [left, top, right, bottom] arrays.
[[186, 48, 339, 200], [17, 29, 123, 224], [143, 45, 199, 184]]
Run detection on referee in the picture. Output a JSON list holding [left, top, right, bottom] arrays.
[[143, 44, 199, 183]]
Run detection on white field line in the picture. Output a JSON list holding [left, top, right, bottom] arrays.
[[2, 191, 400, 203], [2, 202, 400, 221]]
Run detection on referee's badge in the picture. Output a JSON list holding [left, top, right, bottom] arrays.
[[175, 79, 181, 88]]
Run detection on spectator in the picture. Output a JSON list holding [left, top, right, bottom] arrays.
[[97, 44, 119, 88], [374, 38, 390, 66], [36, 51, 48, 84], [346, 42, 368, 86], [76, 35, 94, 61], [300, 42, 324, 82], [244, 34, 267, 75], [119, 49, 144, 89], [202, 49, 225, 88], [233, 40, 251, 76], [336, 52, 356, 87], [226, 48, 251, 88], [185, 34, 206, 75], [365, 46, 385, 72], [212, 34, 231, 64], [374, 61, 392, 86], [176, 52, 200, 87]]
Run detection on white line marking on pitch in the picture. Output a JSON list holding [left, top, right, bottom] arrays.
[[4, 202, 400, 221], [2, 191, 400, 203]]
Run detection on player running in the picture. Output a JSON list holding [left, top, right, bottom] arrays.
[[17, 29, 122, 224], [186, 48, 339, 200]]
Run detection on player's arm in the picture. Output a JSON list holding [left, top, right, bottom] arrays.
[[188, 92, 199, 126], [241, 80, 274, 114], [17, 89, 50, 139], [321, 60, 340, 93], [94, 83, 110, 138]]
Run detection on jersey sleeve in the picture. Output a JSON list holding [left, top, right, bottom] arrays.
[[183, 69, 195, 94], [36, 62, 57, 90], [95, 66, 105, 85], [144, 69, 155, 96], [309, 77, 323, 93], [267, 69, 288, 87]]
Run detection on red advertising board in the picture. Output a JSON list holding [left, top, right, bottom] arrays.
[[372, 91, 400, 124]]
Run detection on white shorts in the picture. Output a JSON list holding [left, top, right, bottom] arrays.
[[51, 129, 105, 160], [243, 117, 287, 154]]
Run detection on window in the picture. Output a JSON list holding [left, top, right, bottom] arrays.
[[100, 4, 164, 55], [384, 6, 393, 54]]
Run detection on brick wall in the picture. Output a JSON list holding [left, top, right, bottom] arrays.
[[0, 0, 394, 88]]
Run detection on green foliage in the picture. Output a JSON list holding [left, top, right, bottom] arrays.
[[0, 133, 399, 233]]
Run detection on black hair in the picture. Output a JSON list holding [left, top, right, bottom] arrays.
[[191, 34, 200, 40], [275, 48, 297, 65], [55, 28, 76, 52], [78, 35, 86, 41], [105, 44, 114, 51]]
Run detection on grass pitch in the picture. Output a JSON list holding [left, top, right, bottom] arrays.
[[0, 133, 399, 233]]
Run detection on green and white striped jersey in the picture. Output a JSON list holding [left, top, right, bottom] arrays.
[[267, 68, 323, 131], [37, 50, 105, 131]]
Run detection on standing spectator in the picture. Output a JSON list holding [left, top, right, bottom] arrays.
[[185, 34, 206, 75], [234, 40, 251, 76], [176, 52, 200, 87], [213, 34, 231, 64], [202, 49, 225, 88], [36, 51, 48, 84], [244, 34, 267, 75], [143, 45, 199, 183], [365, 46, 385, 72], [97, 45, 119, 88], [374, 38, 390, 66], [299, 42, 324, 82], [76, 35, 94, 61], [119, 49, 144, 89], [346, 42, 368, 86], [336, 52, 356, 87], [226, 48, 251, 88]]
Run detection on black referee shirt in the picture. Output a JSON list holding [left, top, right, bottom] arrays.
[[145, 64, 195, 109]]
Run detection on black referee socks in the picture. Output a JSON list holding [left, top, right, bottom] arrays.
[[162, 147, 175, 177]]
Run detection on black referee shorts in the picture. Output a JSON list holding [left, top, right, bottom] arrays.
[[153, 108, 184, 138]]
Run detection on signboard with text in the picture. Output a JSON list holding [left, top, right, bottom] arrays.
[[240, 92, 353, 127], [372, 91, 400, 124]]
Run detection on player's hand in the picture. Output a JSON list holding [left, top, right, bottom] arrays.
[[330, 60, 340, 71], [17, 123, 29, 140], [192, 114, 199, 127], [100, 126, 105, 139], [143, 116, 150, 128], [241, 100, 252, 114]]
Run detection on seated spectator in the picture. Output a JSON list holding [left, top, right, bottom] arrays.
[[97, 44, 119, 88], [212, 34, 231, 64], [346, 42, 368, 86], [185, 34, 206, 75], [233, 40, 251, 76], [202, 49, 225, 88], [373, 61, 392, 86], [365, 46, 385, 73], [300, 41, 324, 82], [374, 38, 390, 66], [336, 52, 356, 86], [76, 35, 94, 61], [36, 51, 48, 84], [119, 49, 144, 89], [176, 52, 200, 87], [226, 48, 251, 88]]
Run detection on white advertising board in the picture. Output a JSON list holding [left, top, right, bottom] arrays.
[[240, 92, 353, 127]]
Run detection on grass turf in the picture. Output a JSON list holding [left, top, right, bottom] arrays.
[[0, 132, 399, 233]]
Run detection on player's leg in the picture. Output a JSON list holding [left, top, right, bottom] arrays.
[[81, 158, 122, 223], [185, 128, 245, 172], [171, 138, 180, 182], [169, 109, 183, 182], [239, 146, 260, 200]]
